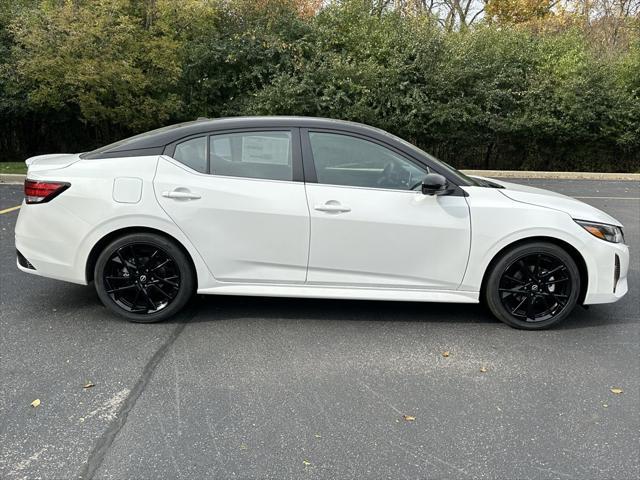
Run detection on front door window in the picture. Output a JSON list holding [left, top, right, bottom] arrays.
[[308, 132, 428, 191]]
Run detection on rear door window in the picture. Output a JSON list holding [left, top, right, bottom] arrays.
[[209, 131, 293, 181], [172, 137, 207, 173]]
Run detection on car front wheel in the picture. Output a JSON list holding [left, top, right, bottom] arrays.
[[94, 233, 195, 323], [485, 242, 581, 330]]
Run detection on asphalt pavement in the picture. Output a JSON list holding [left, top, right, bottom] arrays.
[[1, 179, 638, 480]]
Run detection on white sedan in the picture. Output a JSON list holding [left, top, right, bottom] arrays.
[[15, 117, 629, 329]]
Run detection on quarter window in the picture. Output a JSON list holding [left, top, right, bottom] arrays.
[[172, 136, 207, 173], [309, 132, 428, 190], [210, 131, 293, 181]]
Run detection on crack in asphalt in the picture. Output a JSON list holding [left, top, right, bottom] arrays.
[[78, 308, 195, 480]]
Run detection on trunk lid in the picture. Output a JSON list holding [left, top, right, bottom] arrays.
[[25, 153, 82, 173]]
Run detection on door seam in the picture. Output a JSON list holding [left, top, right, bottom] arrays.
[[303, 183, 312, 283], [152, 156, 218, 283]]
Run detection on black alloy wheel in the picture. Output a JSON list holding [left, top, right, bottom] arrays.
[[103, 243, 180, 314], [485, 242, 581, 330], [94, 233, 194, 322], [498, 253, 572, 322]]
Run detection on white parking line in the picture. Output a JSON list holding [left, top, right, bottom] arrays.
[[0, 205, 21, 214], [575, 196, 640, 200]]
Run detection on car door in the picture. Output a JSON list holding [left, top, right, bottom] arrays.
[[302, 130, 471, 289], [154, 128, 310, 284]]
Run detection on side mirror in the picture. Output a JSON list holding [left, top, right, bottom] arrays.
[[421, 173, 449, 196]]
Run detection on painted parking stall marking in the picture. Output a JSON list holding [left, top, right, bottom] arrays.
[[0, 205, 21, 215], [574, 196, 640, 200]]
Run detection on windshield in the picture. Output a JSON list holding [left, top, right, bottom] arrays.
[[427, 156, 482, 186]]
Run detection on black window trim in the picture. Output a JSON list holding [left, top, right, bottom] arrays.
[[163, 127, 304, 182], [300, 128, 466, 196]]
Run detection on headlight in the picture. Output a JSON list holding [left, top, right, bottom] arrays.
[[575, 220, 625, 243]]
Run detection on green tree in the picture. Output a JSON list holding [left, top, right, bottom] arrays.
[[9, 0, 182, 132], [0, 0, 637, 170], [179, 0, 312, 118]]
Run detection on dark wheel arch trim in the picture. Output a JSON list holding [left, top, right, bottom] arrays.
[[86, 227, 197, 286], [480, 236, 588, 306]]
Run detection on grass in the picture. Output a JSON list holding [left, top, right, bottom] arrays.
[[0, 162, 27, 174]]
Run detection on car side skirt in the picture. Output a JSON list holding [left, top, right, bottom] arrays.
[[197, 284, 479, 303]]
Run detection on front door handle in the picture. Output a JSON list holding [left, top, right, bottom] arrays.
[[314, 202, 351, 213], [162, 189, 201, 200]]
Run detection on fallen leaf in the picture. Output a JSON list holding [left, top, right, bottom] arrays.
[[479, 367, 488, 373], [610, 387, 623, 394], [402, 415, 416, 421], [83, 382, 95, 389], [30, 399, 41, 408], [303, 460, 311, 466], [442, 351, 450, 358]]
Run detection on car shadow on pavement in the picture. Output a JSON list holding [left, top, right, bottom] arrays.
[[184, 294, 638, 331], [12, 280, 636, 331], [187, 294, 501, 326]]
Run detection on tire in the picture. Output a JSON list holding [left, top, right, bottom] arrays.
[[94, 233, 195, 323], [484, 242, 581, 330]]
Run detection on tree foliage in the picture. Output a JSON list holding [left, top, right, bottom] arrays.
[[1, 0, 638, 171], [485, 0, 552, 24]]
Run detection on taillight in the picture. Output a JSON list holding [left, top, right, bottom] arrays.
[[24, 179, 70, 204]]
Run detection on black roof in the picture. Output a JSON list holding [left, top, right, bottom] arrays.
[[80, 116, 474, 187], [81, 116, 400, 159]]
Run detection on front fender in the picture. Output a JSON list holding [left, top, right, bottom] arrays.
[[460, 187, 593, 293]]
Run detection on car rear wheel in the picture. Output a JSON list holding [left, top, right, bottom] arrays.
[[485, 242, 581, 330], [94, 233, 194, 323]]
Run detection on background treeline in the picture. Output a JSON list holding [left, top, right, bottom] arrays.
[[1, 0, 639, 171]]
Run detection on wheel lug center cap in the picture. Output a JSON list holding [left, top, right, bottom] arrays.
[[531, 284, 539, 291], [139, 274, 147, 283]]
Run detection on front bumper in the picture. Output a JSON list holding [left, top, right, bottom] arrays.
[[582, 239, 629, 305]]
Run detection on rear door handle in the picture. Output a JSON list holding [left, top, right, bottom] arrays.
[[161, 189, 201, 200], [314, 202, 351, 213]]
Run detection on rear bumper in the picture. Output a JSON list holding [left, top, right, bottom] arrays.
[[14, 202, 90, 285]]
